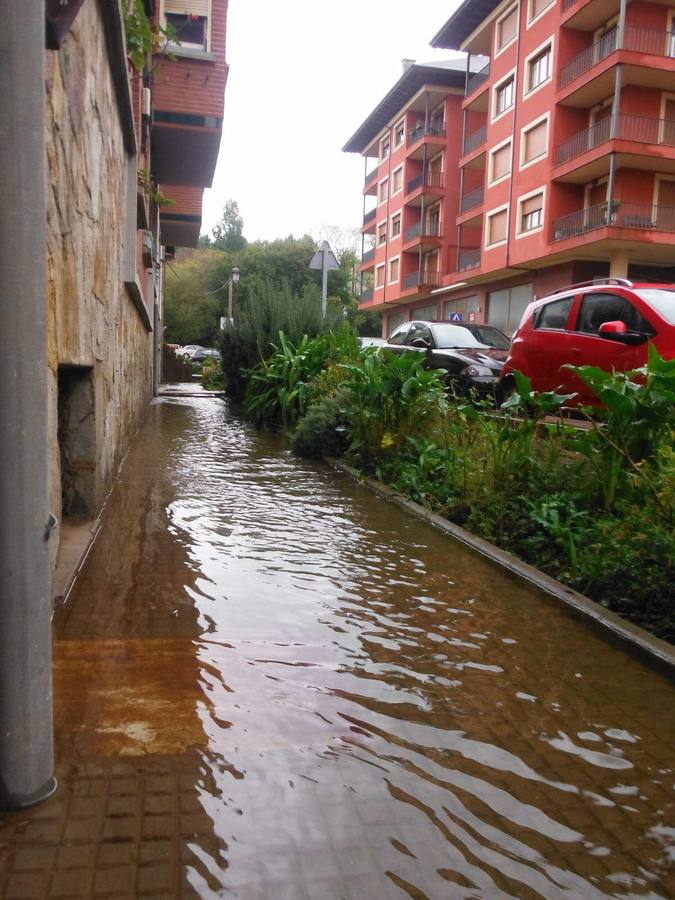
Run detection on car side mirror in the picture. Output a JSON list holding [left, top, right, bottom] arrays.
[[598, 321, 649, 345]]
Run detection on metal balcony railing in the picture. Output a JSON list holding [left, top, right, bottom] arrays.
[[555, 113, 675, 165], [553, 199, 675, 240], [458, 248, 481, 271], [363, 208, 376, 225], [460, 186, 484, 213], [360, 288, 374, 301], [552, 202, 610, 240], [463, 125, 487, 155], [364, 167, 378, 186], [407, 170, 445, 194], [402, 271, 439, 290], [407, 173, 423, 193], [466, 62, 490, 97], [361, 248, 375, 265], [560, 26, 675, 88], [407, 120, 446, 146], [404, 220, 442, 242]]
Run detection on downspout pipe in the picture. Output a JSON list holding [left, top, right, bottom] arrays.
[[0, 0, 57, 808]]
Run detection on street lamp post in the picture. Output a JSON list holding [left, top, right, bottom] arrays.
[[227, 266, 240, 322]]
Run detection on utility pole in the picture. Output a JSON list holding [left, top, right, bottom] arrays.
[[0, 0, 57, 808]]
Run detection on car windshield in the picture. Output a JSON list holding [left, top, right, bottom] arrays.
[[634, 289, 675, 324], [432, 324, 510, 350]]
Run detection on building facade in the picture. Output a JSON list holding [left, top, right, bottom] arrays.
[[345, 0, 675, 337]]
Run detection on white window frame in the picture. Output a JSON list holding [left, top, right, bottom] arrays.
[[390, 212, 402, 239], [161, 0, 213, 53], [667, 11, 675, 56], [527, 0, 554, 28], [388, 255, 401, 284], [653, 174, 675, 219], [494, 3, 519, 57], [378, 177, 389, 206], [485, 202, 510, 248], [658, 91, 675, 143], [394, 119, 405, 147], [380, 134, 390, 161], [377, 219, 387, 245], [583, 175, 608, 209], [489, 136, 513, 185], [519, 111, 550, 170], [523, 35, 554, 99], [391, 165, 404, 196], [375, 263, 386, 290], [516, 185, 546, 238], [492, 68, 516, 122]]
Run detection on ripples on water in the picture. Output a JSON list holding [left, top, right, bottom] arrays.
[[55, 398, 675, 898]]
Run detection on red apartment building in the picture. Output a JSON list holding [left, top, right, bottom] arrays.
[[345, 0, 675, 337]]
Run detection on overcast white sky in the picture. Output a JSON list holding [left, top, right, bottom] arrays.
[[201, 0, 460, 243]]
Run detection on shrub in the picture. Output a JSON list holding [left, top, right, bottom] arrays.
[[291, 391, 350, 459]]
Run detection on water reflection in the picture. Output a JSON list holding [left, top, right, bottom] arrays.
[[2, 396, 673, 899]]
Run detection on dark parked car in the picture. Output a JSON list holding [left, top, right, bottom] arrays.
[[191, 348, 222, 364], [383, 320, 511, 396], [500, 279, 675, 405]]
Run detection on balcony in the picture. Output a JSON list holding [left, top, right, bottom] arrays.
[[553, 200, 675, 240], [404, 220, 442, 245], [560, 26, 675, 90], [466, 62, 490, 98], [364, 167, 378, 186], [406, 170, 445, 199], [463, 125, 487, 156], [361, 248, 375, 265], [407, 120, 446, 146], [363, 208, 376, 225], [159, 184, 204, 248], [555, 113, 675, 166], [460, 186, 484, 213], [402, 270, 440, 291], [360, 288, 374, 302], [458, 248, 481, 271]]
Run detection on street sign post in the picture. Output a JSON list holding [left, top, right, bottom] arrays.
[[309, 241, 339, 317]]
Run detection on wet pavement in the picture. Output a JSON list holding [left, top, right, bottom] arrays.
[[1, 394, 674, 899]]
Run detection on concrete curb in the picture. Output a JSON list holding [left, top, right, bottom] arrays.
[[326, 457, 675, 680]]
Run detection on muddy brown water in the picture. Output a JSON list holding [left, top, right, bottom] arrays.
[[1, 395, 674, 899]]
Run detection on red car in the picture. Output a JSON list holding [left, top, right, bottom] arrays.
[[500, 279, 675, 405]]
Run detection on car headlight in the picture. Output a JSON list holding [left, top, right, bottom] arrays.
[[461, 364, 494, 377]]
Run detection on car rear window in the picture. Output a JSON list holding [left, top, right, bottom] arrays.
[[534, 296, 573, 330], [634, 289, 675, 324], [432, 324, 510, 350]]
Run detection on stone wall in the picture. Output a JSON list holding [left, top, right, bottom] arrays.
[[45, 0, 153, 534]]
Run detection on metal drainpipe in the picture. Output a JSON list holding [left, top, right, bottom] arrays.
[[504, 0, 523, 273], [0, 0, 57, 809]]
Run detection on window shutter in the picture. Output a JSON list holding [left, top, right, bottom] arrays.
[[531, 0, 552, 19], [489, 210, 507, 243], [522, 194, 543, 216], [498, 8, 518, 47], [165, 0, 209, 14], [524, 121, 547, 162], [493, 143, 511, 179]]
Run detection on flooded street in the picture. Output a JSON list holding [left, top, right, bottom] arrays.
[[1, 393, 674, 899]]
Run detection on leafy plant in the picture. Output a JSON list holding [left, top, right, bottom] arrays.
[[123, 0, 176, 72], [291, 391, 350, 459]]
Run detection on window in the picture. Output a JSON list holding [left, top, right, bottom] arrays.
[[380, 136, 390, 160], [522, 118, 548, 165], [378, 178, 388, 204], [487, 208, 508, 245], [375, 264, 385, 288], [496, 5, 518, 51], [388, 258, 400, 283], [488, 284, 533, 333], [392, 167, 403, 194], [535, 296, 573, 329], [529, 0, 553, 22], [520, 192, 544, 232], [377, 222, 387, 245], [406, 322, 433, 343], [411, 305, 437, 322], [388, 321, 409, 343], [528, 45, 551, 92], [496, 77, 515, 115], [164, 0, 210, 51], [576, 293, 651, 334], [394, 120, 405, 147], [391, 213, 401, 238], [490, 141, 511, 182]]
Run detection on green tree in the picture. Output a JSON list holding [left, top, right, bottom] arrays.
[[210, 199, 247, 251]]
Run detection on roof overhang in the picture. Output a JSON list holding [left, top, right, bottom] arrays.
[[431, 0, 504, 50]]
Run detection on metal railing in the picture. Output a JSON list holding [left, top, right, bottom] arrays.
[[458, 248, 481, 271], [361, 248, 375, 265], [466, 62, 490, 97], [363, 208, 376, 225], [560, 26, 675, 88], [553, 199, 675, 239], [408, 170, 445, 193], [404, 220, 442, 242], [463, 125, 487, 155], [460, 186, 484, 213], [364, 167, 378, 185], [407, 120, 446, 146], [407, 173, 423, 193], [360, 288, 374, 301], [402, 271, 440, 290], [555, 113, 675, 165], [552, 202, 610, 240]]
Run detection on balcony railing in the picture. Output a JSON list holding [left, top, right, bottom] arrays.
[[363, 208, 376, 225], [361, 248, 375, 265], [407, 173, 424, 193], [463, 125, 487, 155], [458, 248, 481, 271], [402, 271, 439, 290], [560, 26, 675, 88], [466, 62, 490, 97], [360, 288, 374, 301], [364, 167, 378, 186], [561, 0, 577, 10], [555, 113, 675, 165], [407, 120, 446, 146], [404, 220, 442, 242], [553, 199, 675, 239], [407, 170, 445, 193], [460, 186, 484, 213]]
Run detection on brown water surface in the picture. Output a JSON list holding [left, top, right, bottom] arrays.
[[1, 396, 674, 899]]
